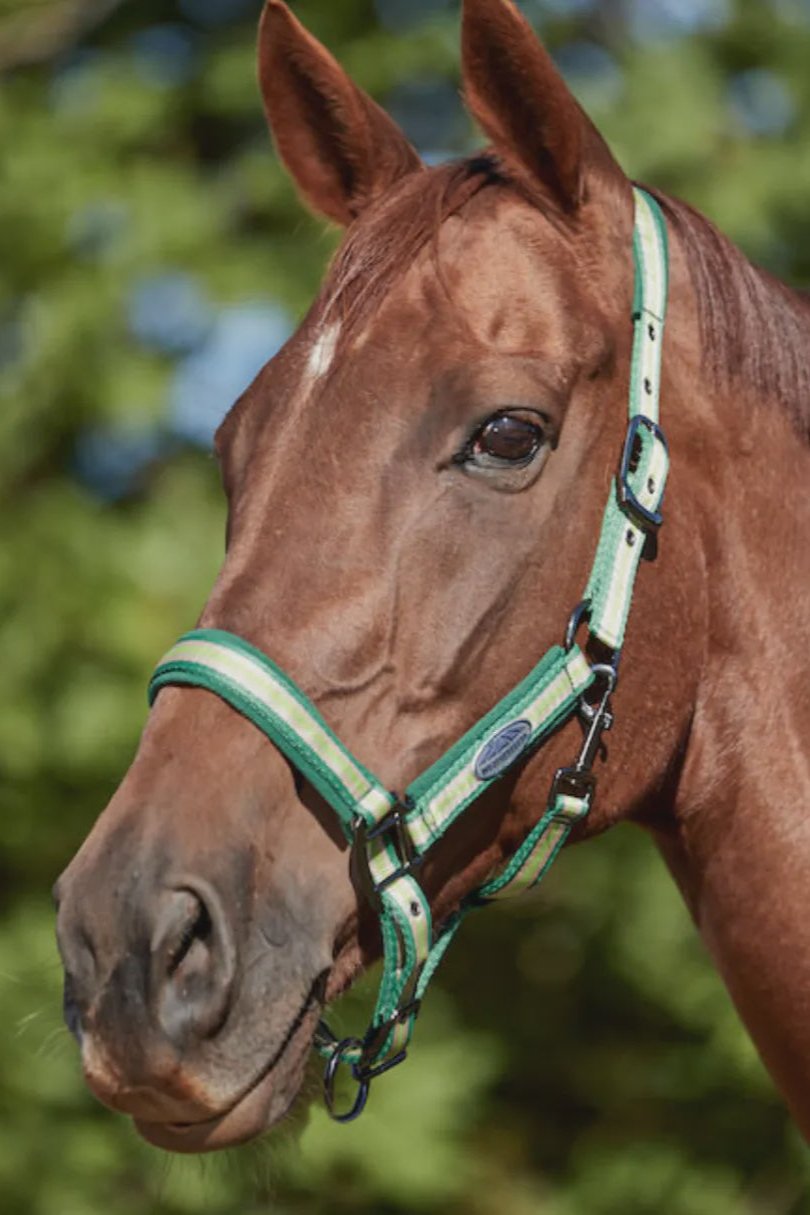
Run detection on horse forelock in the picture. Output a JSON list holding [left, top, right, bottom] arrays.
[[320, 154, 507, 339]]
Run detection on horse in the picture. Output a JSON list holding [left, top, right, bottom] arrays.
[[54, 0, 810, 1153]]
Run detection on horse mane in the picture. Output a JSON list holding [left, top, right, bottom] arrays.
[[646, 187, 810, 441], [321, 154, 810, 442]]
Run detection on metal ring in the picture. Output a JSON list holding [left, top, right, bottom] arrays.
[[564, 599, 592, 651], [322, 1037, 370, 1123]]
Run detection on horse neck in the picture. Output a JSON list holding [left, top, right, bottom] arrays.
[[654, 218, 810, 1132], [665, 219, 810, 811]]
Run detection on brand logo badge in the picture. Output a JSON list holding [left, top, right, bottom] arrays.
[[474, 719, 532, 782]]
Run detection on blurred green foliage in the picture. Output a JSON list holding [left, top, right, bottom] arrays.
[[2, 0, 810, 1211]]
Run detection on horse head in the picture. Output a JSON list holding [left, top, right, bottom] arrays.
[[55, 0, 810, 1152]]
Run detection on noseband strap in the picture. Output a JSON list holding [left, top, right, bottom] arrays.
[[149, 188, 669, 1120]]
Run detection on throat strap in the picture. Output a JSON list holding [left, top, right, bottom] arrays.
[[147, 186, 669, 1121]]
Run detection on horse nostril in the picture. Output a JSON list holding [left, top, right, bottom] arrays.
[[164, 896, 213, 979], [153, 890, 198, 971], [152, 885, 236, 1044]]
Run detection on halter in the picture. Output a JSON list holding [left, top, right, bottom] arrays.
[[148, 187, 669, 1121]]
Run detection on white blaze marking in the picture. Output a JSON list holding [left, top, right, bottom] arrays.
[[306, 323, 340, 383]]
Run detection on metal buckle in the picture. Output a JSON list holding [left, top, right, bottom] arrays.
[[358, 998, 421, 1066], [352, 800, 421, 909], [618, 415, 667, 533]]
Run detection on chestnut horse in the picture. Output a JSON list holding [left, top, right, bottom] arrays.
[[55, 0, 810, 1153]]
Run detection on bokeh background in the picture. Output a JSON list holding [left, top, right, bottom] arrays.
[[2, 0, 810, 1211]]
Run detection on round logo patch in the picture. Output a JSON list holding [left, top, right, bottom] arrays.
[[474, 719, 532, 782]]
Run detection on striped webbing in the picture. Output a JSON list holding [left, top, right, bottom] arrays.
[[147, 188, 669, 1114], [585, 189, 670, 649]]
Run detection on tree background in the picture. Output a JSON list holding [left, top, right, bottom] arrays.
[[2, 0, 810, 1211]]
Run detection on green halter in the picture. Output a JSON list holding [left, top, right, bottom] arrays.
[[149, 187, 669, 1121]]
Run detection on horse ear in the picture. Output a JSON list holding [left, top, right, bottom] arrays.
[[461, 0, 616, 211], [258, 1, 422, 226]]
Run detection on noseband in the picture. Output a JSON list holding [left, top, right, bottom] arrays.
[[149, 188, 669, 1121]]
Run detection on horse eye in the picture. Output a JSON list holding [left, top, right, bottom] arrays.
[[467, 413, 546, 468]]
